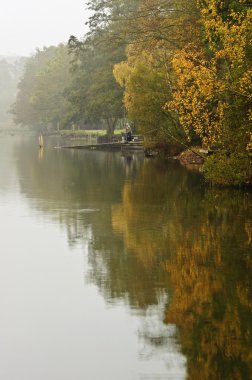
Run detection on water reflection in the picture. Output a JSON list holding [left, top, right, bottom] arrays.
[[164, 189, 252, 380], [11, 136, 252, 379]]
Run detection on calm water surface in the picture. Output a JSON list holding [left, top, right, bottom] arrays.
[[0, 135, 251, 380]]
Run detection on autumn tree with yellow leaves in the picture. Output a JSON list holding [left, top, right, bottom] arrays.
[[113, 0, 252, 185], [113, 0, 201, 150], [167, 0, 252, 185]]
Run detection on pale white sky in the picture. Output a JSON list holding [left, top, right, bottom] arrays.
[[0, 0, 91, 57]]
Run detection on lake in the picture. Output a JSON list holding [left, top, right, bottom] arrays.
[[0, 134, 251, 380]]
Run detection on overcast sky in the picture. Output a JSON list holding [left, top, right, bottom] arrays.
[[0, 0, 91, 57]]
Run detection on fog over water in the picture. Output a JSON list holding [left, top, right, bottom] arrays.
[[0, 0, 90, 57]]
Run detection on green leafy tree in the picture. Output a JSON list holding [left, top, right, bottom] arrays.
[[68, 31, 125, 137], [11, 45, 73, 131]]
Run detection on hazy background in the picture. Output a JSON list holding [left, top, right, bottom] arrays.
[[0, 0, 90, 57]]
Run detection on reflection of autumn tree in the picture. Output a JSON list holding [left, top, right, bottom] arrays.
[[108, 158, 203, 307], [112, 182, 166, 270], [112, 159, 202, 269], [165, 189, 252, 380], [87, 162, 171, 308], [111, 157, 252, 378]]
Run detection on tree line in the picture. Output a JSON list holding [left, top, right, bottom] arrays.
[[0, 57, 25, 126], [11, 0, 252, 185]]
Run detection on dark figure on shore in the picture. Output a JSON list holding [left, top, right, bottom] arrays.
[[125, 123, 132, 142]]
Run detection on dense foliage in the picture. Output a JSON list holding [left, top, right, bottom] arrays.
[[68, 32, 125, 136], [11, 0, 252, 185], [112, 0, 252, 185]]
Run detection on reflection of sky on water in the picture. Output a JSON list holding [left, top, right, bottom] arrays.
[[0, 137, 19, 195]]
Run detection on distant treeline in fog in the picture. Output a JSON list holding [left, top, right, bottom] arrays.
[[0, 56, 26, 126]]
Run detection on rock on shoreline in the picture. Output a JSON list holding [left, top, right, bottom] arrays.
[[178, 149, 205, 165]]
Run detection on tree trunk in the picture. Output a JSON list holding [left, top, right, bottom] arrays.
[[106, 117, 117, 140]]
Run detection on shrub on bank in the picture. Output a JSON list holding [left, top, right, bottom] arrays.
[[203, 152, 252, 187]]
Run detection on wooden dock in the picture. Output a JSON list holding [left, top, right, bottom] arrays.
[[56, 141, 144, 152]]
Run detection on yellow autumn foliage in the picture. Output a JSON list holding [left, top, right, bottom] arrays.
[[167, 47, 227, 145]]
